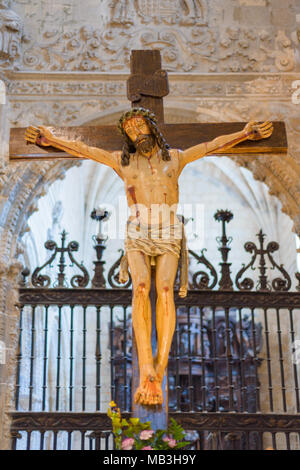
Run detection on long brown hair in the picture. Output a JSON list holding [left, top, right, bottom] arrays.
[[118, 108, 171, 166]]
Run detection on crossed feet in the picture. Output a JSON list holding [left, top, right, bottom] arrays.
[[134, 363, 164, 406]]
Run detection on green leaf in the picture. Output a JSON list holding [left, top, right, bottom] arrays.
[[175, 441, 190, 449], [167, 418, 186, 441], [134, 440, 144, 451], [129, 418, 140, 426], [115, 435, 122, 450], [123, 429, 134, 438], [109, 405, 191, 451], [155, 430, 165, 440]]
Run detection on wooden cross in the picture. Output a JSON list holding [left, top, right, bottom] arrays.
[[9, 50, 287, 430], [10, 50, 287, 161]]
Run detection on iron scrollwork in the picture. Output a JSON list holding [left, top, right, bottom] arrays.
[[296, 273, 300, 292], [108, 249, 132, 289], [235, 241, 257, 292], [68, 241, 90, 288], [189, 248, 218, 290], [31, 231, 89, 288], [27, 211, 297, 294], [235, 230, 292, 292], [31, 240, 57, 288]]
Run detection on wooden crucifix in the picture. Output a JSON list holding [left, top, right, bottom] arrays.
[[9, 50, 287, 430]]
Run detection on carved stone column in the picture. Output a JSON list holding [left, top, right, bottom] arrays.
[[0, 98, 80, 448], [0, 261, 22, 450]]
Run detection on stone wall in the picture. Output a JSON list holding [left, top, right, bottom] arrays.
[[5, 0, 300, 74]]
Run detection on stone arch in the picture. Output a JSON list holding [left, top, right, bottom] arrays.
[[0, 158, 81, 448], [1, 105, 299, 278], [0, 104, 299, 448], [229, 152, 300, 235]]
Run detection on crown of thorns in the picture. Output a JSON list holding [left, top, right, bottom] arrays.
[[118, 108, 158, 134]]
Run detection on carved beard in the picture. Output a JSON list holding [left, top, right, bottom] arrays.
[[134, 134, 155, 156]]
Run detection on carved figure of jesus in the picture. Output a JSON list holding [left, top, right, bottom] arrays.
[[182, 0, 206, 20], [25, 109, 273, 406]]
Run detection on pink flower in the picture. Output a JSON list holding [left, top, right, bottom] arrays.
[[140, 430, 154, 440], [142, 446, 153, 450], [121, 437, 134, 450], [167, 439, 177, 448], [163, 436, 177, 448]]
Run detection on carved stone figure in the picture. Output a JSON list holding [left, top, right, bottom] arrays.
[[0, 0, 25, 67], [181, 0, 208, 24], [109, 0, 133, 26], [24, 108, 272, 406]]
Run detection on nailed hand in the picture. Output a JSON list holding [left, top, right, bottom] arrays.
[[244, 120, 273, 141], [25, 125, 54, 146]]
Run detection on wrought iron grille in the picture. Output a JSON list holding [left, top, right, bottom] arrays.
[[10, 210, 300, 450]]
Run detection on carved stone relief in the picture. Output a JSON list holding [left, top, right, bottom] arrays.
[[9, 98, 120, 127], [5, 73, 296, 98], [133, 0, 208, 26], [5, 0, 298, 73], [19, 24, 297, 73], [109, 0, 134, 27], [0, 0, 28, 69], [6, 78, 126, 96]]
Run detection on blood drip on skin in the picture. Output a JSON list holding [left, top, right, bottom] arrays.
[[136, 282, 148, 330], [209, 132, 252, 154], [128, 185, 141, 230], [140, 256, 150, 324], [138, 282, 147, 323], [163, 286, 169, 317], [143, 298, 149, 324], [147, 156, 155, 175]]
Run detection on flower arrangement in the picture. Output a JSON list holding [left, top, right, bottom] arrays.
[[107, 401, 190, 451]]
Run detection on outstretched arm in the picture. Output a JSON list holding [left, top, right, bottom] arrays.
[[25, 125, 120, 172], [178, 121, 273, 172]]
